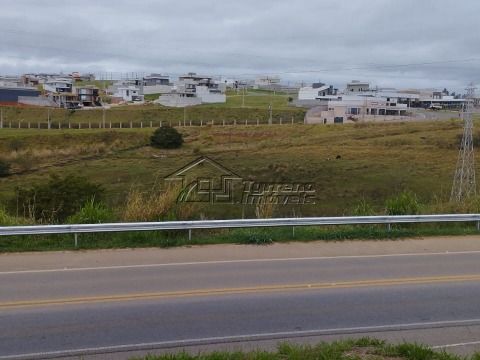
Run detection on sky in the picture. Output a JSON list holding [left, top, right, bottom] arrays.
[[0, 0, 479, 92]]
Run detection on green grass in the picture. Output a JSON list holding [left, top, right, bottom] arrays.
[[0, 106, 303, 127], [201, 91, 292, 110], [129, 337, 477, 360]]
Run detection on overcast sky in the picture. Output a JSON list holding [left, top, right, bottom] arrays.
[[1, 0, 479, 91]]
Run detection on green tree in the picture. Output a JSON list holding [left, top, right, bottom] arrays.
[[150, 125, 184, 149]]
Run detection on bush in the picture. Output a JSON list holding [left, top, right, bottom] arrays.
[[351, 198, 375, 216], [385, 191, 420, 215], [0, 205, 33, 225], [0, 159, 10, 177], [67, 198, 113, 224], [0, 207, 17, 225], [14, 174, 104, 223], [150, 125, 183, 149]]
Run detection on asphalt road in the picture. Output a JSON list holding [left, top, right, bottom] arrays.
[[1, 238, 480, 359]]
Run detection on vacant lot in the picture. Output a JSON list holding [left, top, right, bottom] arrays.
[[0, 91, 303, 128], [0, 118, 476, 219]]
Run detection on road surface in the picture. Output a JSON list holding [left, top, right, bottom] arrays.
[[1, 236, 480, 359]]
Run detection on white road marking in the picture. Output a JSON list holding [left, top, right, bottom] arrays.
[[1, 250, 480, 275], [2, 318, 480, 359], [432, 340, 480, 349]]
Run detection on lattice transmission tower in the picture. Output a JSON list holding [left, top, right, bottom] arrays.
[[451, 83, 477, 202]]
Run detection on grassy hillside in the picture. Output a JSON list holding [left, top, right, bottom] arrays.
[[0, 119, 476, 220]]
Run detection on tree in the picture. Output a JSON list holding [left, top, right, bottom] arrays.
[[150, 125, 184, 149]]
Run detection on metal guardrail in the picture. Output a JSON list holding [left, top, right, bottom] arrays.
[[1, 214, 480, 237]]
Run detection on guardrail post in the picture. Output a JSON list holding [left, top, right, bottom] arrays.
[[386, 223, 391, 232], [188, 229, 192, 242], [292, 226, 295, 238], [476, 221, 480, 231], [74, 233, 78, 248]]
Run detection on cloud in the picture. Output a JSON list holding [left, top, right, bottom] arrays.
[[1, 0, 479, 91]]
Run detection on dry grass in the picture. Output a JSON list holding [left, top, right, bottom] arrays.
[[255, 200, 277, 218], [122, 184, 179, 221], [122, 183, 196, 222]]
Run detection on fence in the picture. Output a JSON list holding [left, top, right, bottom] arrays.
[[1, 214, 479, 246], [0, 106, 306, 130], [0, 118, 301, 130]]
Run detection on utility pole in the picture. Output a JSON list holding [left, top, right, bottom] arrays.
[[102, 106, 106, 129], [451, 83, 477, 202], [242, 86, 245, 108], [0, 107, 3, 129], [268, 103, 272, 125]]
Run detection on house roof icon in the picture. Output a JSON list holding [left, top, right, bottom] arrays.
[[164, 156, 243, 184]]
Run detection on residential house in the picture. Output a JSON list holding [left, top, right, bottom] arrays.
[[346, 80, 370, 93], [305, 95, 411, 124], [142, 74, 172, 94], [75, 85, 100, 106], [155, 73, 226, 107], [112, 86, 144, 103], [43, 78, 73, 94]]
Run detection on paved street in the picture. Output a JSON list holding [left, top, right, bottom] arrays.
[[1, 237, 480, 359]]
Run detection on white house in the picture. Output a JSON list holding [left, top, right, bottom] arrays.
[[298, 83, 338, 100], [155, 73, 226, 107], [113, 86, 144, 102], [346, 80, 370, 93], [195, 85, 226, 103], [43, 78, 73, 93]]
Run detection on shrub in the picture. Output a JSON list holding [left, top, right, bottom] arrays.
[[0, 206, 16, 225], [67, 198, 113, 224], [7, 138, 24, 152], [0, 205, 31, 225], [351, 198, 375, 216], [14, 174, 104, 223], [150, 125, 183, 149], [0, 159, 10, 177], [385, 191, 420, 215]]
